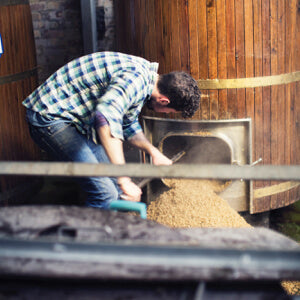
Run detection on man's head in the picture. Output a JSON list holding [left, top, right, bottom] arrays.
[[149, 72, 201, 118]]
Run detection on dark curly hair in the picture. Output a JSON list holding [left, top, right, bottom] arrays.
[[157, 72, 201, 118]]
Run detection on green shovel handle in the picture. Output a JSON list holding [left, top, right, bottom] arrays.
[[109, 200, 147, 219]]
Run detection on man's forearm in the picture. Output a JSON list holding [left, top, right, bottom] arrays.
[[97, 125, 142, 201], [127, 132, 159, 156], [128, 132, 172, 165], [97, 125, 125, 165]]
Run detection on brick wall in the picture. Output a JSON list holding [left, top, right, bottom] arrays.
[[29, 0, 115, 83]]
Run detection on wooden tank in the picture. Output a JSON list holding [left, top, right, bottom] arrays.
[[114, 0, 300, 213], [0, 0, 41, 205]]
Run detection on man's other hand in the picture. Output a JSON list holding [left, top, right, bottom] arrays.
[[118, 177, 142, 202]]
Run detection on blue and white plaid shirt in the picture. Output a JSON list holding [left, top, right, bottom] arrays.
[[23, 52, 159, 141]]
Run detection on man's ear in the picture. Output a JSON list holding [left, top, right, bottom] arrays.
[[158, 97, 170, 106]]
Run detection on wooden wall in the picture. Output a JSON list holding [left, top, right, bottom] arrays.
[[114, 0, 300, 213], [0, 1, 41, 205]]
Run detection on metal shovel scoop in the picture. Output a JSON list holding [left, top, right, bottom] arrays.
[[136, 150, 186, 189]]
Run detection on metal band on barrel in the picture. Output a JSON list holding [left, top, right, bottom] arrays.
[[0, 0, 28, 6], [254, 181, 300, 199], [197, 71, 300, 89], [0, 68, 37, 85]]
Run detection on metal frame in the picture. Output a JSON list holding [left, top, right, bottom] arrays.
[[80, 0, 97, 54], [0, 238, 299, 281], [143, 116, 253, 212], [0, 162, 299, 181], [143, 116, 252, 163]]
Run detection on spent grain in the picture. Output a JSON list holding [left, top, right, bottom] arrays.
[[147, 179, 250, 228]]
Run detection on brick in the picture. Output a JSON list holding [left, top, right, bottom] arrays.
[[46, 2, 61, 10], [29, 0, 117, 83], [29, 3, 46, 11]]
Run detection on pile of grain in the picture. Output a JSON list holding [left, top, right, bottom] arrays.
[[147, 179, 250, 228], [281, 281, 300, 296]]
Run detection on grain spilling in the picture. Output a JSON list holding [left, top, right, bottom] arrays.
[[147, 178, 300, 296], [147, 179, 250, 228]]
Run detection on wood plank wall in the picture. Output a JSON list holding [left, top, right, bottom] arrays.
[[114, 0, 299, 213], [0, 3, 41, 205]]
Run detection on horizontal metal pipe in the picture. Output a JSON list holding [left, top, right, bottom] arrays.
[[0, 162, 299, 181], [0, 238, 299, 281], [0, 68, 37, 85]]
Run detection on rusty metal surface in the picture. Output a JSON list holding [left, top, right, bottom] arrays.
[[1, 238, 299, 282], [0, 206, 299, 282], [0, 206, 298, 250]]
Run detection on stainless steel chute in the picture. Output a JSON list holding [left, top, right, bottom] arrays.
[[142, 116, 252, 212]]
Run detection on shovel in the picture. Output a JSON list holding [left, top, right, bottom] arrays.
[[109, 150, 186, 219], [136, 150, 186, 188]]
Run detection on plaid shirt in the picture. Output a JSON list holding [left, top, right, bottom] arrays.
[[23, 52, 158, 141]]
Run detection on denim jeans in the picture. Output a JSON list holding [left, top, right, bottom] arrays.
[[28, 121, 122, 209]]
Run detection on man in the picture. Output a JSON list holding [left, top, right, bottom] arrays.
[[23, 52, 200, 209]]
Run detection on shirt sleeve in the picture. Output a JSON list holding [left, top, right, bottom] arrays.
[[95, 70, 147, 140], [94, 111, 108, 130], [122, 113, 143, 140]]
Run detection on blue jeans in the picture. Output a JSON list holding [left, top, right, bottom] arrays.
[[27, 121, 122, 209]]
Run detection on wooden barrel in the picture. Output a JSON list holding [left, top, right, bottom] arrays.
[[0, 0, 41, 205], [114, 0, 300, 213]]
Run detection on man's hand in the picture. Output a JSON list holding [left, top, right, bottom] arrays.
[[118, 177, 142, 202], [150, 147, 173, 165]]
